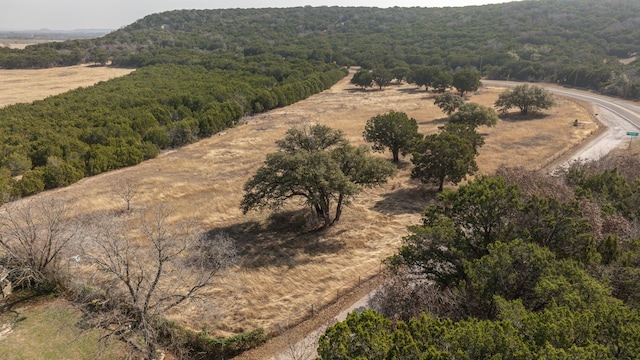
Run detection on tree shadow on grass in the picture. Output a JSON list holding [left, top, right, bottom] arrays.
[[499, 112, 552, 122], [0, 290, 45, 315], [207, 209, 345, 270], [372, 185, 438, 216], [417, 116, 448, 126], [392, 160, 413, 171], [397, 88, 426, 95], [345, 88, 369, 93]]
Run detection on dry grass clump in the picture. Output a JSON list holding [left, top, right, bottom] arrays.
[[0, 69, 595, 338]]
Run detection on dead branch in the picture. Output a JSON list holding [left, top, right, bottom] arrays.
[[0, 199, 81, 290], [81, 204, 237, 359]]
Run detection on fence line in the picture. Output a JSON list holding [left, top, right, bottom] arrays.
[[267, 261, 386, 336]]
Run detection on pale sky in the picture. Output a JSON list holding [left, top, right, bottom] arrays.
[[1, 0, 519, 31]]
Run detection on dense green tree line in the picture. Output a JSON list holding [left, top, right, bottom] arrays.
[[319, 153, 640, 359], [320, 273, 640, 359], [0, 59, 346, 199]]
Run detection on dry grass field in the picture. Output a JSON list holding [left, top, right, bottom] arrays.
[[0, 65, 134, 108], [0, 40, 58, 49], [0, 68, 596, 344]]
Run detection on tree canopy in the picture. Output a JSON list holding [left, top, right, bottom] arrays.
[[494, 84, 556, 115], [434, 93, 464, 115], [448, 102, 499, 128], [452, 68, 481, 96], [319, 254, 640, 359], [363, 111, 421, 163], [350, 69, 373, 90], [411, 130, 478, 191], [241, 124, 395, 228], [431, 70, 454, 93], [407, 66, 441, 92], [0, 60, 346, 200], [372, 68, 393, 90]]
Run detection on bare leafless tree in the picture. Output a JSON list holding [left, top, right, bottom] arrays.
[[113, 177, 139, 212], [368, 266, 462, 322], [0, 266, 12, 298], [0, 199, 81, 291], [82, 204, 237, 359]]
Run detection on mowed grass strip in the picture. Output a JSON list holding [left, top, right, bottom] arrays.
[[0, 298, 125, 359]]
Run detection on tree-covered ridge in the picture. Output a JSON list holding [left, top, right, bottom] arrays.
[[0, 59, 346, 198], [106, 1, 640, 59], [2, 0, 639, 95]]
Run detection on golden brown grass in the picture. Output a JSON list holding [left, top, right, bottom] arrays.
[[0, 69, 596, 339], [0, 40, 60, 49], [0, 64, 134, 108], [475, 87, 599, 174]]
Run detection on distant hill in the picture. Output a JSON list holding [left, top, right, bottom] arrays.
[[1, 0, 638, 93], [0, 29, 112, 41]]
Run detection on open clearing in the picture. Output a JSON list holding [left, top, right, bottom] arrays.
[[0, 66, 596, 351], [0, 64, 134, 108], [0, 40, 62, 49]]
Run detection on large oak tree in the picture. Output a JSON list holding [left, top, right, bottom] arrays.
[[241, 124, 395, 228], [363, 111, 421, 163], [372, 68, 393, 90], [351, 69, 373, 90], [452, 68, 481, 96], [494, 84, 555, 115], [411, 130, 478, 192], [449, 102, 499, 128]]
